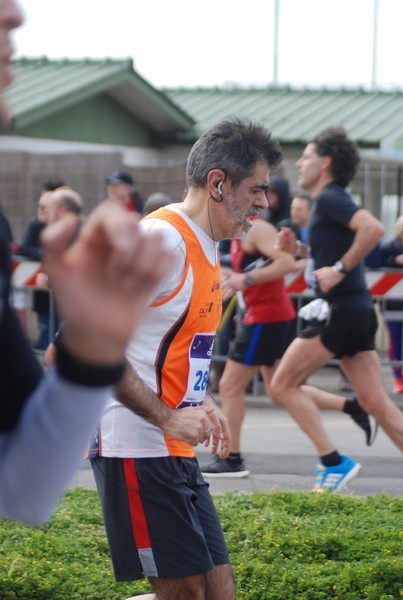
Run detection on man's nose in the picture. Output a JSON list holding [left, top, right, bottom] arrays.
[[256, 190, 268, 209]]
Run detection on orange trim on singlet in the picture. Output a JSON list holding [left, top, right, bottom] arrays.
[[143, 208, 222, 457], [151, 261, 190, 308]]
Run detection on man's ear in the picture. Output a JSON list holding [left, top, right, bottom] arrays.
[[206, 169, 226, 197], [321, 155, 332, 172]]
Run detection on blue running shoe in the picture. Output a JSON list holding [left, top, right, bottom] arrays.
[[313, 455, 362, 492]]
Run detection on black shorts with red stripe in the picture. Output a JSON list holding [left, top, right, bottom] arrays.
[[91, 456, 230, 581]]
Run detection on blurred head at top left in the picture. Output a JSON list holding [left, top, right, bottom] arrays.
[[0, 0, 24, 125]]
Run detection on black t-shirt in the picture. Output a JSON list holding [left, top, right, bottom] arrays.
[[19, 219, 44, 261], [0, 238, 43, 432], [309, 183, 372, 308]]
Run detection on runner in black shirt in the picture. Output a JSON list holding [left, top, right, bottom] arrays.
[[271, 127, 403, 492]]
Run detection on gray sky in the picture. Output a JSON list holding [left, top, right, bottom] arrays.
[[13, 0, 403, 89]]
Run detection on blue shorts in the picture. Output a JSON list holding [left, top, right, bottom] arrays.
[[229, 319, 296, 366], [91, 456, 230, 581]]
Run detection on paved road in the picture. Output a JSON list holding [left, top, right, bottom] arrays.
[[71, 366, 402, 497]]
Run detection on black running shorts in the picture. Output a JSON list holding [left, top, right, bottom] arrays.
[[299, 306, 378, 358], [229, 319, 297, 366], [91, 456, 230, 581]]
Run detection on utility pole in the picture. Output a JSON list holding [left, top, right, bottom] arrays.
[[273, 0, 280, 85], [371, 0, 379, 89]]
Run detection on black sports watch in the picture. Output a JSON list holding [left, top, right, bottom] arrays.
[[333, 260, 349, 275]]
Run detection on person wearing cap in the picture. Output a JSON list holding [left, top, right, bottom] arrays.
[[105, 169, 143, 213]]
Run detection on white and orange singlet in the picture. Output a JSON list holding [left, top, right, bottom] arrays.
[[92, 206, 222, 459]]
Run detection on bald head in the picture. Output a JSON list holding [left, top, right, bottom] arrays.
[[36, 191, 54, 225], [48, 188, 83, 223]]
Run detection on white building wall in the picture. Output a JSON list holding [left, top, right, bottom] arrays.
[[0, 136, 189, 167]]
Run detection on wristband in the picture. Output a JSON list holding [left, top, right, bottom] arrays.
[[55, 336, 125, 387]]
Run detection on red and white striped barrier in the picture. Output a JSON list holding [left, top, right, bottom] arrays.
[[285, 270, 403, 300], [11, 257, 403, 300], [11, 258, 43, 288]]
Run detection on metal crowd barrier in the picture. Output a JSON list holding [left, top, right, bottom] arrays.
[[10, 256, 403, 374], [11, 257, 56, 354]]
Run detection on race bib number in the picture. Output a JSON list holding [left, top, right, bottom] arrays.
[[176, 333, 215, 409]]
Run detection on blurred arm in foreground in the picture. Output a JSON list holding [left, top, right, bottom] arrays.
[[0, 201, 173, 524]]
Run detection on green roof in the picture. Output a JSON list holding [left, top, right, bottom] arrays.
[[165, 86, 403, 148], [5, 57, 194, 134], [4, 58, 403, 150]]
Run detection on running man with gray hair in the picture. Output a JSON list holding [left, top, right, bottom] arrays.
[[91, 119, 282, 600]]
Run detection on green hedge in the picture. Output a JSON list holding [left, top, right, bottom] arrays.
[[0, 489, 402, 599]]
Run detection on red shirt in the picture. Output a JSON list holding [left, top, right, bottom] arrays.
[[231, 239, 296, 324]]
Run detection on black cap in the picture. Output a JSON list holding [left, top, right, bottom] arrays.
[[105, 170, 135, 186]]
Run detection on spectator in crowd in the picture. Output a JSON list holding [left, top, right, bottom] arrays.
[[0, 200, 13, 245], [278, 189, 311, 241], [47, 187, 83, 223], [265, 175, 291, 227], [278, 190, 312, 272], [105, 169, 143, 213], [19, 191, 55, 349], [34, 188, 84, 343], [19, 179, 66, 259], [380, 215, 403, 393], [41, 178, 65, 192], [19, 191, 53, 261], [142, 191, 172, 216]]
